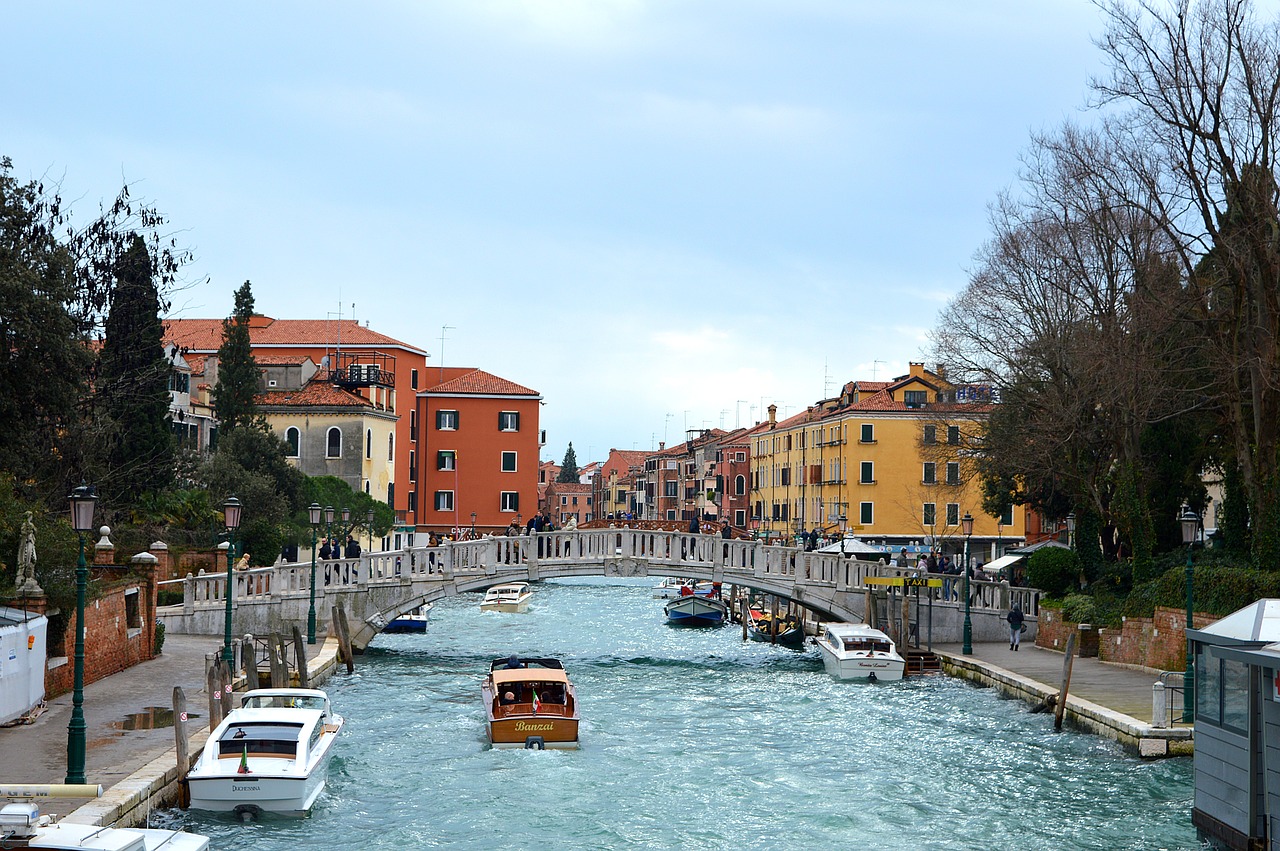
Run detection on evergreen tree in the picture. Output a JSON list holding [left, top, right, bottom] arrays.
[[557, 443, 580, 482], [96, 233, 174, 500], [214, 281, 260, 432]]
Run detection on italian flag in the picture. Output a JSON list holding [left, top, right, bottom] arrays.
[[531, 691, 541, 715], [237, 745, 251, 774]]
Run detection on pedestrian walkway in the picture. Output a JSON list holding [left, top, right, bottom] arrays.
[[0, 633, 222, 819], [933, 641, 1192, 756]]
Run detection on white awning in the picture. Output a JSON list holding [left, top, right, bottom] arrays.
[[983, 554, 1024, 574]]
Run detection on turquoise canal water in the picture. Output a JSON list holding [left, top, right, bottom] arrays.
[[167, 577, 1202, 850]]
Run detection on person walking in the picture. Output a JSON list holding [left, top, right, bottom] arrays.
[[1006, 604, 1025, 651]]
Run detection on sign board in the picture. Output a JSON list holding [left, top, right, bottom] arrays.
[[864, 577, 942, 588]]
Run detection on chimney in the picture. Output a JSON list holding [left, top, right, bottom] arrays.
[[768, 404, 777, 426], [659, 442, 665, 450]]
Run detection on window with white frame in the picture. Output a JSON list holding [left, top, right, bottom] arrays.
[[501, 491, 519, 512], [946, 462, 960, 485], [436, 409, 459, 430], [860, 423, 874, 443], [735, 509, 746, 526], [948, 425, 960, 445], [437, 450, 455, 471], [923, 462, 936, 485], [499, 411, 520, 431], [285, 427, 300, 457], [923, 503, 936, 527], [326, 427, 342, 458], [409, 450, 417, 481], [434, 490, 454, 511], [860, 461, 874, 484], [735, 475, 746, 495], [947, 503, 959, 525], [501, 451, 517, 472], [859, 502, 873, 525]]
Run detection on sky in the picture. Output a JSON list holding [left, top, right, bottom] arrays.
[[5, 1, 1112, 466]]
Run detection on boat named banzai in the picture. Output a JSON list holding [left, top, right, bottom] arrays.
[[186, 687, 343, 817], [482, 657, 579, 749], [815, 623, 905, 681]]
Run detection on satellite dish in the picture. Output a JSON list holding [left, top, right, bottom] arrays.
[[319, 355, 330, 370]]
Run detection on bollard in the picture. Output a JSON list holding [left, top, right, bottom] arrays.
[[1152, 681, 1168, 729]]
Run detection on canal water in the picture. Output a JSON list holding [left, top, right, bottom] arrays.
[[168, 577, 1202, 849]]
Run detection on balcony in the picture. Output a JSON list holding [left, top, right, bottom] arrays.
[[325, 351, 396, 388]]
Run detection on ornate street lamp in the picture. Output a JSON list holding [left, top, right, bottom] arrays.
[[1181, 506, 1199, 723], [366, 508, 375, 553], [307, 503, 322, 644], [221, 496, 242, 665], [65, 484, 98, 785], [961, 511, 974, 655]]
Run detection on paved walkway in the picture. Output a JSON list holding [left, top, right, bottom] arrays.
[[0, 633, 223, 818]]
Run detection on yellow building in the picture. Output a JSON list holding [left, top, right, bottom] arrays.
[[750, 363, 1022, 561]]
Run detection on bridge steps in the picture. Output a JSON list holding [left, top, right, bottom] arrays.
[[905, 649, 943, 676]]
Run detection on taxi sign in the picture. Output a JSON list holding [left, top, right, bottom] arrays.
[[863, 576, 942, 588]]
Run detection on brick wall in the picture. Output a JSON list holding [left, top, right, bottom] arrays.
[[1037, 605, 1217, 670], [45, 568, 158, 698]]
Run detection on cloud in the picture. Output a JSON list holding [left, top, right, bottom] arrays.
[[619, 93, 837, 145]]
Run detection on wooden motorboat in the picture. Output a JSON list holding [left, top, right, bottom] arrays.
[[480, 582, 532, 613], [186, 688, 343, 817], [815, 623, 905, 681], [481, 657, 579, 749], [663, 594, 727, 626], [0, 786, 210, 850], [385, 603, 432, 633]]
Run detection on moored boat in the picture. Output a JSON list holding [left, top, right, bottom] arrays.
[[815, 623, 905, 681], [481, 657, 579, 749], [747, 611, 806, 645], [186, 688, 343, 817], [663, 594, 727, 626], [0, 785, 210, 850], [385, 603, 432, 633], [480, 582, 533, 613]]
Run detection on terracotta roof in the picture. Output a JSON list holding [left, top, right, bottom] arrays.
[[254, 354, 312, 365], [845, 389, 994, 414], [423, 368, 538, 396], [257, 381, 371, 408], [602, 449, 649, 476], [164, 316, 429, 355], [550, 482, 592, 494], [184, 354, 207, 376]]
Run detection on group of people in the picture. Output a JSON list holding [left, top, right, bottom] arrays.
[[318, 536, 361, 560]]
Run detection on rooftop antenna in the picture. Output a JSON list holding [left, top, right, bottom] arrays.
[[871, 360, 886, 381], [438, 324, 455, 381], [326, 301, 345, 357], [664, 413, 673, 446], [824, 358, 832, 398], [736, 400, 748, 427]]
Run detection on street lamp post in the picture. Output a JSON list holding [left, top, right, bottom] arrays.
[[961, 511, 974, 655], [341, 507, 351, 555], [221, 496, 242, 666], [324, 505, 334, 565], [1181, 507, 1199, 723], [366, 508, 375, 553], [471, 511, 477, 538], [307, 503, 321, 644], [65, 484, 98, 785]]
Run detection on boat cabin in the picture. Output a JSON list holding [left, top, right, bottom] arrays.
[[240, 688, 332, 716], [216, 719, 317, 761], [486, 658, 574, 718]]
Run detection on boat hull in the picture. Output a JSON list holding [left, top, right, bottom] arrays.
[[384, 615, 429, 633], [187, 769, 328, 816], [747, 624, 806, 645], [664, 596, 727, 626], [816, 645, 905, 681], [487, 715, 580, 749], [479, 599, 530, 613]]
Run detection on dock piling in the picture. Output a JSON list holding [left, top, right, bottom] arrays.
[[1054, 631, 1077, 731]]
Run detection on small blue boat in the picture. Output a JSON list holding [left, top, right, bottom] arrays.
[[663, 595, 727, 626], [385, 604, 431, 633]]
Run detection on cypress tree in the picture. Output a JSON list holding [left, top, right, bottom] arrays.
[[97, 233, 174, 498], [214, 281, 260, 432], [557, 443, 580, 482]]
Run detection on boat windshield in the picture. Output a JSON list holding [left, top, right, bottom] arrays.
[[241, 694, 327, 711], [217, 723, 304, 757]]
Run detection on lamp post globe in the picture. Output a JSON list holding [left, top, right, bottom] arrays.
[[65, 484, 98, 785], [307, 503, 322, 644], [961, 512, 974, 655], [1181, 506, 1199, 723], [221, 496, 242, 666]]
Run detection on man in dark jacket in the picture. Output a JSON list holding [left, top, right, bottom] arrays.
[[1006, 604, 1025, 650]]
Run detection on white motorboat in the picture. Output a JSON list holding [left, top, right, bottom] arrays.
[[815, 623, 906, 681], [186, 688, 343, 817], [480, 582, 532, 613], [0, 786, 210, 850], [652, 577, 688, 599]]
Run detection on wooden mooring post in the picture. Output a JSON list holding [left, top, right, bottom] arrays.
[[333, 603, 355, 672], [205, 657, 223, 731], [242, 634, 258, 689], [292, 626, 310, 688], [1054, 631, 1077, 732], [172, 686, 191, 808]]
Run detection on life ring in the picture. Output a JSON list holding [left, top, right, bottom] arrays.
[[524, 735, 545, 750]]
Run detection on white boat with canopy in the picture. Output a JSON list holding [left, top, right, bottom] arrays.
[[815, 623, 906, 681]]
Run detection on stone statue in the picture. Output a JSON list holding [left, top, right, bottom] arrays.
[[15, 511, 43, 596]]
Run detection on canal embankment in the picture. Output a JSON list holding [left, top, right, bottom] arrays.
[[934, 641, 1193, 757]]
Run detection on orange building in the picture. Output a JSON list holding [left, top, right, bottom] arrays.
[[414, 369, 542, 536], [165, 315, 430, 521]]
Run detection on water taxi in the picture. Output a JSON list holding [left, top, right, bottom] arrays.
[[0, 786, 210, 850], [186, 688, 343, 817], [815, 623, 905, 681], [480, 582, 532, 613], [663, 594, 727, 626], [385, 603, 432, 633], [481, 657, 579, 749]]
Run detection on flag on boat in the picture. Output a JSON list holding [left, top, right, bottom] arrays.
[[237, 745, 251, 774], [531, 691, 541, 714]]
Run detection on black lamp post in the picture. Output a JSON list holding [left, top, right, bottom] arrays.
[[1181, 506, 1199, 723], [65, 484, 98, 785], [307, 502, 321, 644], [221, 496, 242, 665], [366, 508, 375, 553], [961, 511, 974, 655], [471, 511, 477, 538], [341, 507, 351, 555], [324, 505, 334, 564]]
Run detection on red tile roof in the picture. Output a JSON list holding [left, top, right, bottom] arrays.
[[601, 449, 649, 476], [550, 482, 592, 494], [165, 316, 429, 355], [257, 381, 372, 408], [254, 354, 312, 365], [423, 368, 539, 396]]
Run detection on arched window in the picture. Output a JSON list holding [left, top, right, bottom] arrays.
[[285, 427, 300, 457], [366, 428, 373, 459], [326, 427, 342, 458], [735, 474, 746, 496]]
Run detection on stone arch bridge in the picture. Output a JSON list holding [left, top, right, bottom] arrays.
[[158, 529, 1041, 652]]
